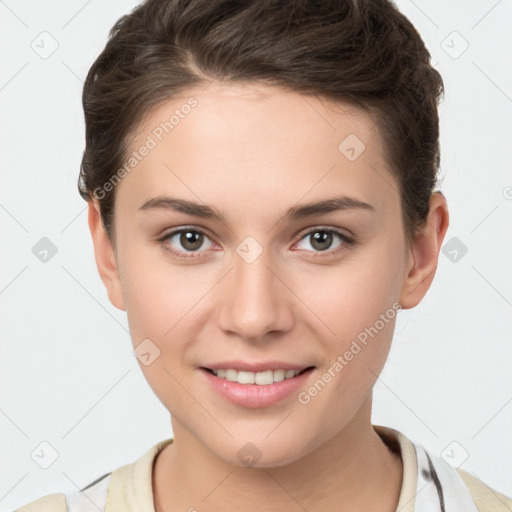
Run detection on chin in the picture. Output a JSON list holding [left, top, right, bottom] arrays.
[[205, 429, 315, 469]]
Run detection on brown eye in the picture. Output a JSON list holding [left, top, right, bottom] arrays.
[[309, 230, 334, 251], [160, 227, 215, 258], [178, 230, 204, 251], [295, 228, 354, 257]]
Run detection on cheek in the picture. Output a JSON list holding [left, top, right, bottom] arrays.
[[299, 246, 402, 345], [117, 237, 201, 344], [118, 250, 204, 408], [118, 242, 215, 397], [296, 243, 402, 399]]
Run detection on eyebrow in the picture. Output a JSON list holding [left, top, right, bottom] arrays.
[[138, 195, 375, 222]]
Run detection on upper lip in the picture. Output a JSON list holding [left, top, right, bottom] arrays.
[[201, 360, 315, 372]]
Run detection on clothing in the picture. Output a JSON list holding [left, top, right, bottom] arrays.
[[14, 425, 512, 511]]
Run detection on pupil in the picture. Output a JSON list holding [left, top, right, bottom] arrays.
[[311, 231, 332, 251], [181, 231, 203, 251]]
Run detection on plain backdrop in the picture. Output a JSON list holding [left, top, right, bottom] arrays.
[[1, 0, 511, 509]]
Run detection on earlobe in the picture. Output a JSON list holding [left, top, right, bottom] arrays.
[[399, 192, 449, 309], [87, 200, 126, 311]]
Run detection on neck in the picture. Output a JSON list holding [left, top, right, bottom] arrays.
[[153, 398, 403, 512]]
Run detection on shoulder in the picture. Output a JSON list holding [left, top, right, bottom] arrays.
[[12, 493, 68, 512], [11, 438, 172, 512], [375, 425, 512, 512], [12, 472, 111, 512], [456, 468, 512, 512]]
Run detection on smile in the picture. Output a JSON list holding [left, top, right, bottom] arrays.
[[200, 365, 316, 408], [204, 367, 312, 385]]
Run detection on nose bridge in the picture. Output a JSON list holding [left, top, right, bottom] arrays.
[[217, 239, 292, 340]]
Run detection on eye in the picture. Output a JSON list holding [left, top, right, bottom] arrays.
[[158, 226, 354, 260], [158, 227, 215, 258], [294, 227, 354, 257]]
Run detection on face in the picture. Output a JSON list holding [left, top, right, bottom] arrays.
[[92, 82, 431, 467]]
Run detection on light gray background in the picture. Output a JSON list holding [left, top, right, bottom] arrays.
[[1, 0, 511, 509]]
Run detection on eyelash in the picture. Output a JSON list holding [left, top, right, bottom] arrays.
[[157, 226, 355, 260]]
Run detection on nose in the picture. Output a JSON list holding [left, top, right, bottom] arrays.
[[216, 245, 294, 343]]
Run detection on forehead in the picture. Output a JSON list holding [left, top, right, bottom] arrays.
[[135, 81, 378, 149], [117, 81, 398, 220]]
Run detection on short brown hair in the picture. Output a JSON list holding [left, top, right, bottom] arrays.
[[78, 0, 444, 245]]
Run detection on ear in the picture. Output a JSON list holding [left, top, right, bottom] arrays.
[[88, 200, 126, 311], [399, 192, 449, 309]]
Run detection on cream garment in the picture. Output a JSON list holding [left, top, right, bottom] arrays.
[[13, 425, 512, 512]]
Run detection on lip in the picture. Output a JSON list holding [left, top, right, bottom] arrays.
[[199, 365, 315, 409]]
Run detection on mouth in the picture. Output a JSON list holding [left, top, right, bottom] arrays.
[[200, 364, 316, 408], [198, 359, 317, 408], [200, 366, 315, 385]]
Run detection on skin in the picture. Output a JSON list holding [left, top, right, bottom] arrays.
[[88, 81, 449, 511]]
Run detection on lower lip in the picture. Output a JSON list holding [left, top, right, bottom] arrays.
[[200, 367, 315, 408]]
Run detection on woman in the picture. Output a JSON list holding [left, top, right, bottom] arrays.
[[15, 0, 511, 510]]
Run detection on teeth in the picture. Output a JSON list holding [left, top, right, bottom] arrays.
[[211, 368, 304, 385], [238, 371, 255, 384], [225, 369, 238, 382], [273, 369, 285, 382], [255, 370, 273, 385]]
